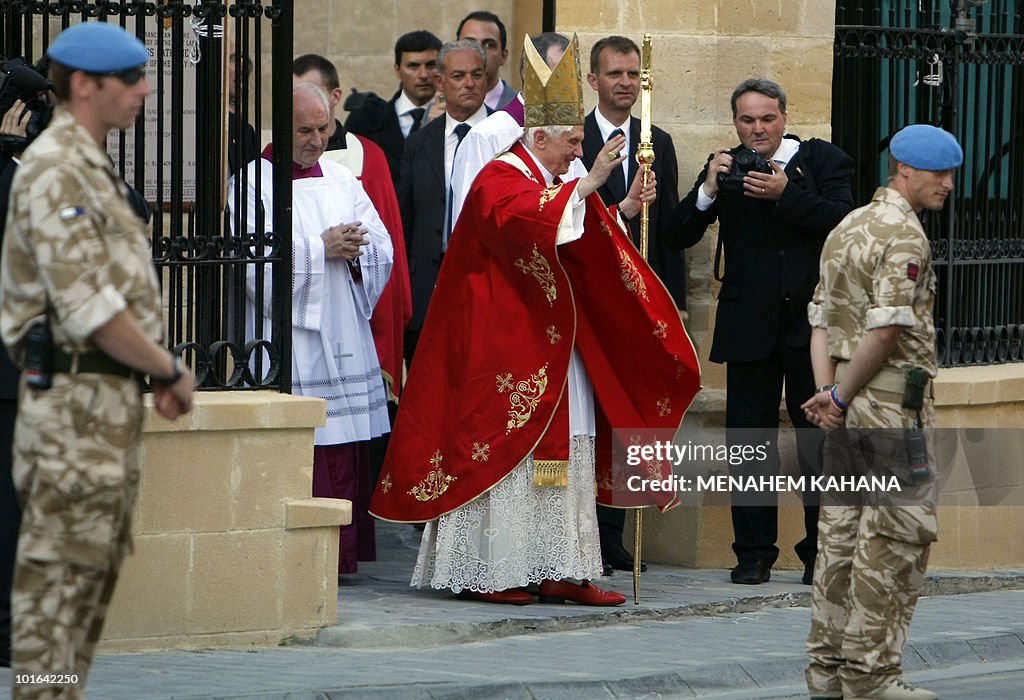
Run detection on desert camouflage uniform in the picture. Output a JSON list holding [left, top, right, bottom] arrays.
[[804, 186, 938, 698], [0, 108, 160, 699]]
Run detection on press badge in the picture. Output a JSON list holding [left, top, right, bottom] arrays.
[[59, 206, 86, 220]]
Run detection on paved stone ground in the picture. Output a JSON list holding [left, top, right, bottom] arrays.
[[3, 522, 1024, 699]]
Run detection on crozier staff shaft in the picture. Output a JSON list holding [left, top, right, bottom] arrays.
[[633, 32, 654, 605], [636, 33, 655, 262]]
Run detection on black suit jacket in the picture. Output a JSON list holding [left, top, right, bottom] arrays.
[[581, 112, 687, 308], [666, 135, 854, 363], [398, 116, 447, 331], [0, 155, 20, 400], [345, 89, 406, 189]]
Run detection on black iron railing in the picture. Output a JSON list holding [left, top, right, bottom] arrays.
[[834, 0, 1024, 366], [0, 0, 293, 389]]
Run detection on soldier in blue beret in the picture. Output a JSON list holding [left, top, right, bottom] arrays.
[[1, 21, 194, 695], [890, 124, 964, 172], [47, 21, 150, 75], [803, 124, 962, 700]]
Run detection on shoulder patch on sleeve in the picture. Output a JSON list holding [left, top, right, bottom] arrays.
[[907, 261, 919, 281], [59, 206, 86, 220]]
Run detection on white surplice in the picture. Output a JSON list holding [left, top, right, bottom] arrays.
[[231, 156, 393, 445]]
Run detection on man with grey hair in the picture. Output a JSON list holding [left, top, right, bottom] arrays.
[[398, 39, 488, 363], [231, 83, 393, 575], [666, 78, 855, 586], [372, 35, 700, 607], [450, 32, 571, 226]]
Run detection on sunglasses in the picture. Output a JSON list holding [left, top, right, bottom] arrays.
[[90, 66, 146, 86]]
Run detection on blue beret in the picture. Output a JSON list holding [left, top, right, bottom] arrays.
[[890, 124, 963, 171], [48, 22, 149, 73]]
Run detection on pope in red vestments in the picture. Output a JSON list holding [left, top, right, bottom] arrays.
[[371, 35, 700, 605]]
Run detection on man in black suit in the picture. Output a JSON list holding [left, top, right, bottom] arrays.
[[457, 11, 515, 110], [399, 40, 489, 364], [0, 100, 25, 668], [345, 30, 442, 189], [227, 31, 259, 174], [667, 79, 854, 585], [580, 36, 687, 575]]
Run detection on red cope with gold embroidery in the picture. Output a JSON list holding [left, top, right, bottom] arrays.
[[370, 141, 701, 523]]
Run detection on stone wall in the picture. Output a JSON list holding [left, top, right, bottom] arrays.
[[99, 393, 347, 651], [633, 366, 1024, 571], [259, 0, 536, 129], [559, 0, 839, 398]]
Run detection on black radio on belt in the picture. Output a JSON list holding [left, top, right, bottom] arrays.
[[23, 320, 53, 390], [902, 367, 931, 483], [903, 427, 933, 484]]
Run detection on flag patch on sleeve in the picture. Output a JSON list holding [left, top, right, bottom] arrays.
[[907, 261, 919, 281], [59, 206, 86, 220]]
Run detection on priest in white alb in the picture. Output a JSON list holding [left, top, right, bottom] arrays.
[[231, 83, 393, 574]]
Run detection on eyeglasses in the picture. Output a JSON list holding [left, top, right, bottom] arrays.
[[90, 66, 146, 86]]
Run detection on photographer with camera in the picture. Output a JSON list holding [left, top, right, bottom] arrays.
[[0, 54, 53, 668], [666, 78, 854, 586], [0, 94, 31, 670]]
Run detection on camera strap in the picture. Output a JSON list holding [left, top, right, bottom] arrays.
[[796, 139, 818, 196], [713, 235, 724, 282]]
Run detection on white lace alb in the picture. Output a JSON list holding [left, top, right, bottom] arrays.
[[412, 436, 602, 593]]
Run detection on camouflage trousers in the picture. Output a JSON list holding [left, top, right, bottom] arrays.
[[806, 386, 937, 698], [10, 374, 143, 699]]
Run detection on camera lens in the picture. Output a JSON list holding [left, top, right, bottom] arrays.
[[734, 149, 756, 167]]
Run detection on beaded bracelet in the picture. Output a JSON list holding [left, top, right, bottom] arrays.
[[829, 385, 848, 413]]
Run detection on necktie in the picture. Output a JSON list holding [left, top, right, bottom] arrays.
[[444, 123, 473, 250], [408, 107, 426, 136], [606, 128, 627, 206]]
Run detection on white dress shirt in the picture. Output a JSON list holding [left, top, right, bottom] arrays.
[[592, 107, 631, 189], [394, 90, 435, 138]]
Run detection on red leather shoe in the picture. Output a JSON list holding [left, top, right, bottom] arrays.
[[538, 579, 626, 606], [456, 588, 535, 605]]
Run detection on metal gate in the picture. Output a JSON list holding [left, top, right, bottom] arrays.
[[0, 0, 295, 390], [833, 0, 1024, 366]]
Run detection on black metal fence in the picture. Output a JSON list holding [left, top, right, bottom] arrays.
[[0, 0, 294, 390], [833, 0, 1024, 366]]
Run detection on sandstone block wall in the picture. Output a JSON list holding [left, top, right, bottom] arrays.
[[99, 393, 348, 651]]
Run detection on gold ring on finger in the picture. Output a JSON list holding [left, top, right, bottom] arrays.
[[607, 151, 618, 163]]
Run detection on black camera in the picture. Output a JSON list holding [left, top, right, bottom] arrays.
[[716, 145, 772, 193], [0, 57, 54, 154]]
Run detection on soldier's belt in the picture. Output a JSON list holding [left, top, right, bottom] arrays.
[[835, 362, 923, 395], [52, 348, 135, 379]]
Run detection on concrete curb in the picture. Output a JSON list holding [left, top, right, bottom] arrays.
[[312, 572, 1024, 650], [313, 590, 812, 649], [195, 633, 1024, 699]]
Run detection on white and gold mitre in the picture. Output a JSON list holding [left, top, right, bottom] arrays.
[[523, 32, 584, 128]]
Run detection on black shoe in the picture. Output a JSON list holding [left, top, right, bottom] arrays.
[[802, 560, 815, 585], [603, 543, 647, 572], [731, 560, 771, 585], [602, 561, 614, 576]]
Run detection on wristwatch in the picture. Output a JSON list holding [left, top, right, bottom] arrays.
[[152, 354, 185, 385]]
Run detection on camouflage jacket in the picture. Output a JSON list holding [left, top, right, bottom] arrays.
[[808, 186, 937, 377], [0, 108, 161, 365]]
